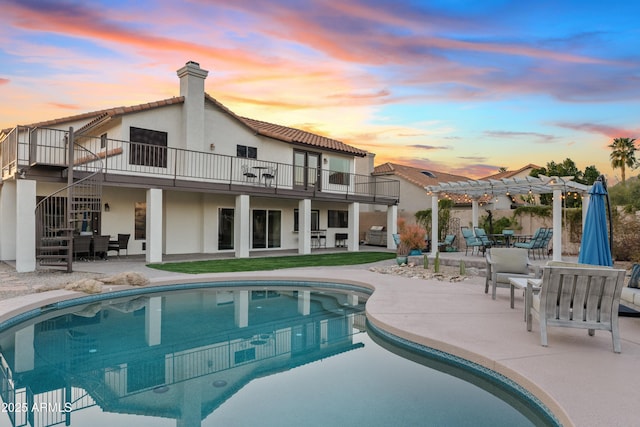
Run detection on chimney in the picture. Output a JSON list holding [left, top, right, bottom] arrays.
[[177, 61, 209, 151]]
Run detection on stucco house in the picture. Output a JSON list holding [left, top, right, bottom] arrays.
[[0, 61, 399, 272]]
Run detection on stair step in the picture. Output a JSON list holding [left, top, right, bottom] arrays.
[[37, 254, 69, 259]]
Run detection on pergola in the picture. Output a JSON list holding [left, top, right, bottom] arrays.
[[424, 175, 592, 260]]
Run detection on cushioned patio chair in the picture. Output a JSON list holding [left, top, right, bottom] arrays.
[[514, 227, 546, 259], [527, 264, 626, 353], [108, 233, 130, 258], [474, 227, 493, 249], [437, 234, 456, 252], [485, 247, 540, 300], [461, 227, 484, 256]]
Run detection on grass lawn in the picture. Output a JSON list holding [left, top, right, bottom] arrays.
[[147, 252, 396, 274]]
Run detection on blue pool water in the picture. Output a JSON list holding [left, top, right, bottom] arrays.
[[0, 282, 558, 426]]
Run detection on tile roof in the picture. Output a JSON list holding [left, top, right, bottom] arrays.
[[4, 93, 366, 157], [481, 163, 541, 180], [372, 162, 473, 204]]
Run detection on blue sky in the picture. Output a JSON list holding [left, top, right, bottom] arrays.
[[1, 0, 638, 180]]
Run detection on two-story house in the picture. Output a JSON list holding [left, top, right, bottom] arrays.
[[0, 61, 399, 272]]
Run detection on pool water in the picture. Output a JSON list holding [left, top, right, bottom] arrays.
[[0, 283, 557, 426]]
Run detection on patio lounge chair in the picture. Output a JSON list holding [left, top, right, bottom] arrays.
[[526, 264, 626, 353], [73, 235, 91, 261], [461, 227, 484, 255], [485, 247, 540, 300], [92, 235, 110, 260]]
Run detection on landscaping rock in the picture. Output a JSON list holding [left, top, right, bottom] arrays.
[[102, 272, 150, 287], [65, 279, 103, 294]]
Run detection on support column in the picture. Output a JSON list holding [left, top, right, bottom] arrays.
[[347, 202, 359, 252], [234, 194, 250, 258], [16, 179, 36, 272], [471, 199, 479, 228], [386, 205, 397, 250], [552, 188, 563, 261], [0, 180, 17, 261], [298, 199, 311, 254], [146, 188, 163, 263], [430, 193, 439, 256]]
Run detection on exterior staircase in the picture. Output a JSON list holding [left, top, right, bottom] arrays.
[[35, 128, 103, 272]]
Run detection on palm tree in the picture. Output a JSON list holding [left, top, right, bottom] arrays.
[[608, 137, 637, 183]]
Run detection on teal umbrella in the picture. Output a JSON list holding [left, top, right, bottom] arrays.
[[578, 179, 613, 266]]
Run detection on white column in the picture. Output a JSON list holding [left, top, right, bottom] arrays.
[[298, 199, 311, 254], [471, 199, 479, 228], [386, 205, 397, 250], [552, 188, 563, 261], [430, 193, 439, 256], [234, 194, 250, 258], [146, 188, 163, 263], [14, 325, 34, 373], [347, 202, 360, 251], [16, 179, 36, 272], [0, 180, 17, 261], [145, 297, 162, 346], [234, 290, 249, 328]]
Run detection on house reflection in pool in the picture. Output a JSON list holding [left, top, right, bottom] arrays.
[[0, 287, 366, 427]]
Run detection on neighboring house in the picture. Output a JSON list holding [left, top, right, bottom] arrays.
[[371, 162, 470, 214], [0, 61, 399, 272]]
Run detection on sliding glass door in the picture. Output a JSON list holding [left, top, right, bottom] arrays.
[[294, 150, 321, 190], [252, 210, 281, 249]]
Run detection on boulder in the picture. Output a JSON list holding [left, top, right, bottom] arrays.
[[101, 272, 150, 287], [65, 279, 103, 294]]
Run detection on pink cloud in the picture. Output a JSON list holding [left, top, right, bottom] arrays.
[[0, 78, 8, 85]]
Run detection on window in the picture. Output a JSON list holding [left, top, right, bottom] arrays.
[[237, 145, 257, 159], [328, 157, 350, 185], [328, 210, 348, 228], [129, 127, 168, 167], [135, 202, 146, 240], [100, 133, 107, 149], [218, 208, 234, 250], [293, 209, 320, 231]]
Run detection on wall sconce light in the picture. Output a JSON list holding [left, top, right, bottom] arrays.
[[323, 158, 328, 164], [210, 143, 215, 151], [18, 169, 26, 179], [104, 203, 110, 212]]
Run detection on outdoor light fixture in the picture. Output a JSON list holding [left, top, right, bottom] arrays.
[[104, 203, 110, 212]]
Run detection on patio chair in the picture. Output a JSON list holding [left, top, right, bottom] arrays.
[[485, 247, 540, 300], [526, 264, 626, 353], [514, 227, 546, 259], [461, 227, 484, 256], [437, 234, 456, 252], [92, 235, 110, 260], [474, 227, 493, 249], [73, 235, 92, 261], [262, 166, 277, 186], [537, 228, 553, 259], [241, 164, 257, 181], [108, 233, 130, 258]]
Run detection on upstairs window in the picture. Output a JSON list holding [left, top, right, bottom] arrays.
[[328, 157, 350, 185], [237, 145, 257, 159], [129, 127, 168, 168]]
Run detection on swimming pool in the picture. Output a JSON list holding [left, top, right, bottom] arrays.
[[0, 281, 559, 426]]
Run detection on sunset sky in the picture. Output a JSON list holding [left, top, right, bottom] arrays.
[[1, 0, 639, 181]]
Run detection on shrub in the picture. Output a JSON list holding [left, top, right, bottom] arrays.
[[612, 213, 640, 262]]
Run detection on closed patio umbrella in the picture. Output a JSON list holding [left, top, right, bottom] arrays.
[[578, 178, 613, 266]]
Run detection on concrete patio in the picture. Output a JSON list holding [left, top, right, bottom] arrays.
[[0, 249, 638, 426]]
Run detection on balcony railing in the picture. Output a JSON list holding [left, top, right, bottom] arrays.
[[1, 127, 400, 202]]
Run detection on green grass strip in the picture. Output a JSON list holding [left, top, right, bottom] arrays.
[[147, 252, 395, 274]]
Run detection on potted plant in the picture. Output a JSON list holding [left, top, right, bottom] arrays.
[[398, 219, 427, 256]]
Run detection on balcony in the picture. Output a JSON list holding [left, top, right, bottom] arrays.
[[1, 126, 400, 204]]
